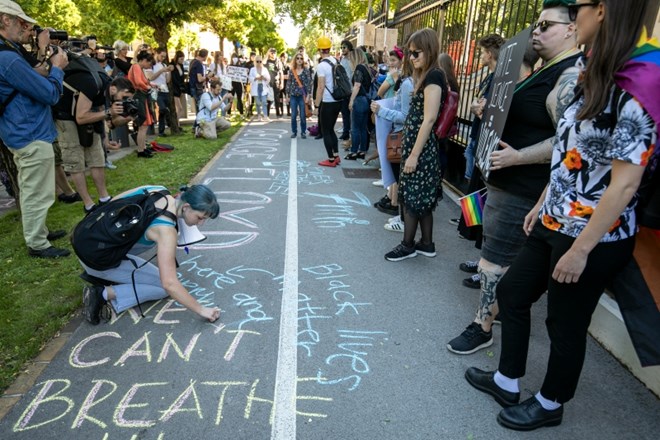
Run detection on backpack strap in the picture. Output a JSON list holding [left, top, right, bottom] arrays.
[[321, 58, 335, 97]]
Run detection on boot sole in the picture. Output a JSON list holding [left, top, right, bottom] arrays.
[[465, 369, 518, 408], [497, 413, 562, 431]]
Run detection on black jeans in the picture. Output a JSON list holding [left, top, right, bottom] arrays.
[[340, 98, 351, 137], [156, 92, 170, 135], [231, 82, 244, 115], [497, 223, 635, 403], [319, 101, 341, 158]]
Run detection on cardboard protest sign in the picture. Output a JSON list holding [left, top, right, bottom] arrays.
[[226, 66, 249, 83], [476, 27, 532, 179]]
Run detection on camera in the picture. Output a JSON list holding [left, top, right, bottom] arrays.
[[121, 98, 139, 118], [33, 26, 68, 42]]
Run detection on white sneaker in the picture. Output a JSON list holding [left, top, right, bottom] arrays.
[[264, 117, 271, 122], [387, 215, 401, 224], [258, 116, 263, 122], [372, 179, 383, 187], [384, 219, 404, 232]]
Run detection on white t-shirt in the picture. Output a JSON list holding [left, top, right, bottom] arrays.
[[316, 57, 337, 103], [151, 62, 169, 92]]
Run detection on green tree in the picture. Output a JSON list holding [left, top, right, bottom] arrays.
[[276, 0, 369, 32], [197, 0, 272, 51], [73, 0, 139, 46], [104, 0, 219, 50], [20, 0, 82, 33]]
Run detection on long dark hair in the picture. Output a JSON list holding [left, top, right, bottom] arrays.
[[439, 53, 459, 93], [577, 0, 649, 120], [407, 28, 441, 94]]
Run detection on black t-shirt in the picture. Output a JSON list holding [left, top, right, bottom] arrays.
[[265, 58, 281, 87], [352, 64, 372, 96], [54, 71, 106, 121], [487, 53, 581, 200]]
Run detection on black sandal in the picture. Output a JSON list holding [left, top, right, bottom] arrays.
[[356, 152, 366, 159], [344, 153, 359, 160]]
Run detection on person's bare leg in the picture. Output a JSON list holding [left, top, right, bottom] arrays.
[[475, 258, 508, 332], [89, 167, 110, 199], [136, 126, 148, 153], [55, 164, 75, 196]]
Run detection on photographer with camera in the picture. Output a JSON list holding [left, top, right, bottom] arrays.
[[52, 43, 124, 215], [0, 1, 71, 258]]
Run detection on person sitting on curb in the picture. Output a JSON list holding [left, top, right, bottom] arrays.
[[195, 79, 231, 139]]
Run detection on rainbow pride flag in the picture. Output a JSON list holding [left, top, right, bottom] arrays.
[[614, 28, 660, 127], [459, 189, 486, 227]]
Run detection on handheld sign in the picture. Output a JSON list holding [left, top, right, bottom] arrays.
[[475, 27, 532, 179], [226, 65, 249, 83]]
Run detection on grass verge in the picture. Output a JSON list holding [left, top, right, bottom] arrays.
[[0, 123, 241, 392]]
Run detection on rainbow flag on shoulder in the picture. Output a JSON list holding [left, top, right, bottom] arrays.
[[459, 189, 486, 227], [614, 28, 660, 127]]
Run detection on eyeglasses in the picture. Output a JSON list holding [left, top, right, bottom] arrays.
[[409, 50, 423, 59], [567, 2, 600, 21], [533, 20, 571, 33], [341, 46, 348, 50]]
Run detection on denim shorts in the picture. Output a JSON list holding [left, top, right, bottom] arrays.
[[481, 184, 538, 267]]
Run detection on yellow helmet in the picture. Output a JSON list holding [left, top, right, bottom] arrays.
[[317, 36, 332, 50]]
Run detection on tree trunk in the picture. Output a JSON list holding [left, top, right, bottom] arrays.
[[0, 139, 20, 212]]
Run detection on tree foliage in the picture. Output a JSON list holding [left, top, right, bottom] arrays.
[[20, 0, 138, 46], [276, 0, 369, 32], [103, 0, 219, 50]]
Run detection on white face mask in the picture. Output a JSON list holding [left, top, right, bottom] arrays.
[[232, 58, 238, 63]]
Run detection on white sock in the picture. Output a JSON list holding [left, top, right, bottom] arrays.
[[494, 370, 519, 393], [99, 196, 111, 203], [85, 203, 95, 210], [535, 391, 561, 410]]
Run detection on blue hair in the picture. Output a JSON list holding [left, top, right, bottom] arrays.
[[180, 185, 219, 219]]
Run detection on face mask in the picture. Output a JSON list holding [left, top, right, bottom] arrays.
[[232, 58, 238, 63]]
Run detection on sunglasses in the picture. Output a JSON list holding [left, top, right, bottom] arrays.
[[409, 50, 423, 59], [295, 57, 303, 60], [567, 1, 600, 21], [533, 20, 571, 33], [256, 61, 262, 63], [341, 46, 348, 49]]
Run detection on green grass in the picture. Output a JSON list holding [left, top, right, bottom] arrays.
[[0, 123, 241, 392]]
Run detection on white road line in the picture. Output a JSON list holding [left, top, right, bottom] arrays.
[[271, 137, 299, 439]]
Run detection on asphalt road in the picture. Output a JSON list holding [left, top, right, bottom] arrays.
[[0, 118, 658, 439]]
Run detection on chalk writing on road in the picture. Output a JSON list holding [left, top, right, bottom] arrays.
[[300, 264, 386, 391], [302, 192, 371, 228]]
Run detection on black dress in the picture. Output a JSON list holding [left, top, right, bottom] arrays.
[[399, 69, 447, 217]]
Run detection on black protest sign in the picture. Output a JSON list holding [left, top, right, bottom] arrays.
[[475, 27, 532, 179]]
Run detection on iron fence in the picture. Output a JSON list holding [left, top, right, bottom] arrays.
[[368, 0, 542, 186]]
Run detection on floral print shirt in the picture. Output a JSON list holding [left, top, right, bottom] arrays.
[[540, 87, 657, 241]]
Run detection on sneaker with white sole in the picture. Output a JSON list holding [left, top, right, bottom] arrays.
[[415, 241, 436, 257], [447, 322, 493, 354], [387, 215, 401, 224], [372, 179, 383, 187], [459, 260, 479, 273], [385, 242, 417, 261], [384, 219, 404, 232], [448, 218, 460, 226]]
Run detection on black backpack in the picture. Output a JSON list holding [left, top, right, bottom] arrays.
[[322, 58, 352, 101], [71, 189, 176, 271]]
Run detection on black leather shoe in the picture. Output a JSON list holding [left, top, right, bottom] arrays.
[[465, 367, 520, 408], [46, 230, 67, 241], [28, 246, 70, 258], [497, 396, 563, 431], [314, 134, 323, 140]]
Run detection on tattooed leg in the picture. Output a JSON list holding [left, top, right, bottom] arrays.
[[475, 258, 508, 332]]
